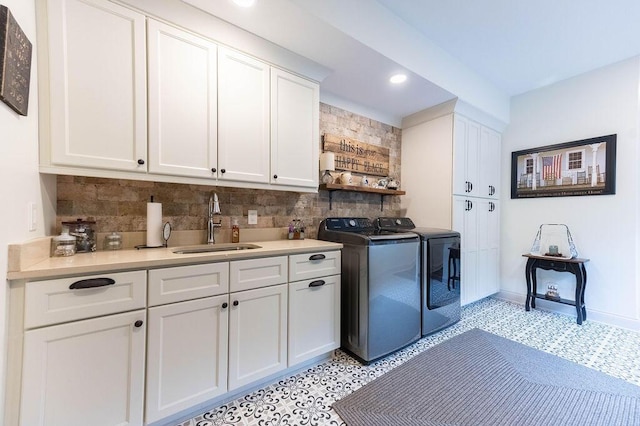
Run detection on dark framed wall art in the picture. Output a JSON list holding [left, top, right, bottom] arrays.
[[511, 134, 616, 199], [0, 5, 32, 116]]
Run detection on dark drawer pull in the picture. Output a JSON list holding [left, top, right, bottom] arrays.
[[69, 278, 116, 290], [309, 280, 325, 288], [309, 254, 326, 261]]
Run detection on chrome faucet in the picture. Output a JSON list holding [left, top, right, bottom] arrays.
[[207, 193, 222, 244]]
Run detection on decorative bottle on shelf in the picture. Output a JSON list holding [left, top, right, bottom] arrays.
[[231, 219, 240, 243]]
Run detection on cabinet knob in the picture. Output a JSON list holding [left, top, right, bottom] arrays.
[[137, 159, 145, 165], [221, 169, 226, 174], [222, 302, 228, 309], [233, 300, 239, 306], [134, 320, 144, 328], [273, 174, 278, 179], [211, 168, 217, 173]]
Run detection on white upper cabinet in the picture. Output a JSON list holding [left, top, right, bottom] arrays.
[[454, 115, 501, 199], [147, 20, 218, 179], [453, 115, 481, 197], [217, 47, 271, 184], [39, 0, 320, 192], [270, 68, 320, 188], [44, 0, 147, 172]]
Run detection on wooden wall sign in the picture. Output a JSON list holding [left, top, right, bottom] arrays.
[[0, 5, 32, 116], [323, 134, 389, 177]]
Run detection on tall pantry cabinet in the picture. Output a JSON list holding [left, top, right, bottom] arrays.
[[401, 104, 502, 305]]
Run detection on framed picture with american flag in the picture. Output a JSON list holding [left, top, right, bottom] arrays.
[[511, 134, 616, 199]]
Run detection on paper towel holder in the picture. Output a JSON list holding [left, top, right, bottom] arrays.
[[137, 195, 165, 249], [162, 222, 172, 247], [136, 221, 172, 250]]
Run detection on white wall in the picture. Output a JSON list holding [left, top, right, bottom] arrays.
[[499, 56, 640, 329], [0, 0, 56, 418]]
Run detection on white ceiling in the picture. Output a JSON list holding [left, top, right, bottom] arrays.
[[183, 0, 640, 126], [376, 0, 640, 95]]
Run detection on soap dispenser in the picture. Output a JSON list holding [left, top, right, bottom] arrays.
[[231, 219, 240, 243]]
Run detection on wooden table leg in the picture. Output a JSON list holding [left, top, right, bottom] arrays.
[[525, 258, 535, 311], [580, 263, 587, 322]]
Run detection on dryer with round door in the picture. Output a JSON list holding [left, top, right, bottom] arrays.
[[377, 217, 461, 336]]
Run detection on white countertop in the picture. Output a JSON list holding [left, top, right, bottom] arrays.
[[8, 239, 342, 281]]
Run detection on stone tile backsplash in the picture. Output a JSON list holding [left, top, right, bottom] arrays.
[[56, 103, 403, 241]]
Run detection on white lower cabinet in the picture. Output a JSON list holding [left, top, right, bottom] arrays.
[[11, 249, 341, 426], [17, 271, 147, 426], [228, 284, 288, 390], [453, 196, 500, 305], [287, 251, 341, 367], [146, 263, 230, 423], [288, 275, 340, 366], [146, 295, 229, 424], [20, 310, 146, 426]]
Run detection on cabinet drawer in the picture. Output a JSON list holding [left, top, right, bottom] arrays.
[[288, 274, 340, 366], [25, 271, 147, 329], [289, 250, 341, 281], [230, 256, 287, 292], [148, 263, 229, 307]]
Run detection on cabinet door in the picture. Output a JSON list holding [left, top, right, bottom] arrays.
[[288, 275, 340, 366], [148, 20, 218, 178], [228, 284, 287, 390], [477, 199, 500, 299], [270, 68, 319, 188], [46, 0, 147, 171], [20, 310, 146, 426], [453, 115, 480, 197], [146, 295, 229, 423], [479, 126, 501, 199], [218, 47, 270, 183], [453, 196, 478, 305]]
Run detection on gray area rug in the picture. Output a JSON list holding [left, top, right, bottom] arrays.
[[332, 328, 640, 425]]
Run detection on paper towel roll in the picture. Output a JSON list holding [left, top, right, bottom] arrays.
[[146, 202, 163, 247]]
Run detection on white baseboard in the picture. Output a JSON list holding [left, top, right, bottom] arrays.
[[495, 291, 640, 332]]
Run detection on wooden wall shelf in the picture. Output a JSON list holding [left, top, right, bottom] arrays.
[[319, 183, 406, 210]]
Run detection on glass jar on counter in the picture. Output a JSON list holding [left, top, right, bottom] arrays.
[[103, 232, 123, 250], [62, 219, 96, 253], [51, 231, 76, 257]]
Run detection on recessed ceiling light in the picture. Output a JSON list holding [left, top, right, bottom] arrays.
[[389, 74, 407, 84], [232, 0, 256, 7]]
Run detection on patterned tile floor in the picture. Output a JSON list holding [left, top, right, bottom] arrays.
[[176, 298, 640, 426]]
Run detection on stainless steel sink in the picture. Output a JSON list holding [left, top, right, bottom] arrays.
[[173, 243, 261, 254]]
